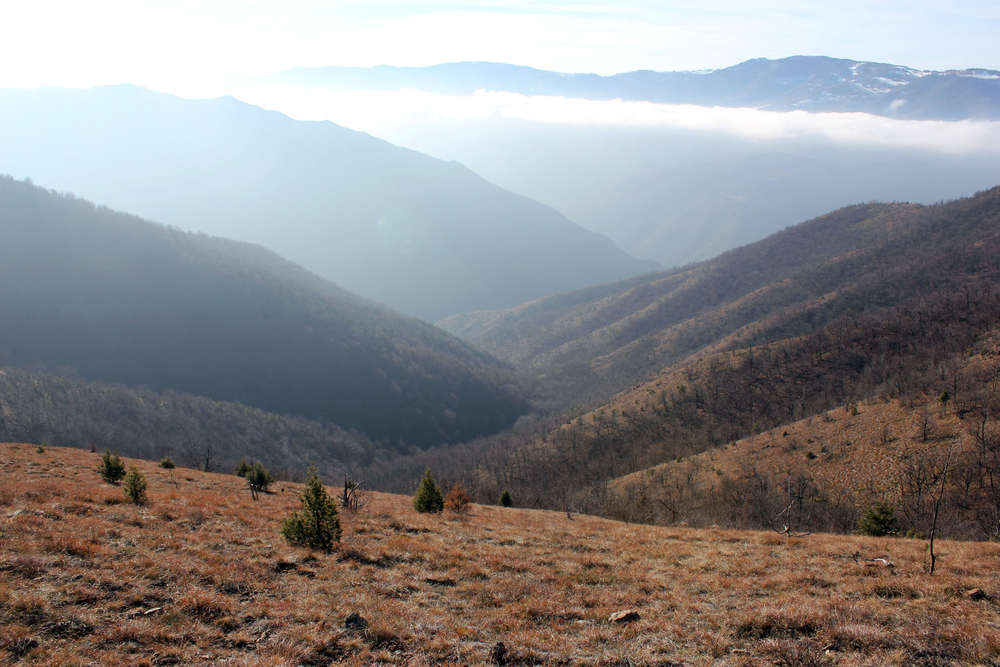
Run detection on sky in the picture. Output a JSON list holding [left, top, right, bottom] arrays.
[[1, 0, 998, 96]]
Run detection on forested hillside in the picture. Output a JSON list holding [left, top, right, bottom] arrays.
[[0, 177, 530, 450], [440, 189, 1000, 405], [387, 187, 1000, 538], [0, 367, 377, 478]]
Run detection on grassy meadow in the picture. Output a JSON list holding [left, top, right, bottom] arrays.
[[1, 443, 999, 666]]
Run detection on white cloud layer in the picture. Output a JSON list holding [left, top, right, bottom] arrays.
[[232, 86, 1000, 157]]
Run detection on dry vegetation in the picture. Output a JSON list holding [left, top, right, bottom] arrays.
[[2, 444, 1000, 666], [622, 395, 961, 501]]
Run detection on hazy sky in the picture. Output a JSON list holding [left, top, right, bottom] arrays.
[[2, 0, 998, 95]]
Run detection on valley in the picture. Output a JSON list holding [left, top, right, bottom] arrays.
[[2, 29, 1000, 665]]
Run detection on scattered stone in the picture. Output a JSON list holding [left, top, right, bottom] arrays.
[[424, 577, 457, 587], [966, 588, 988, 600], [489, 641, 509, 666], [344, 612, 368, 630], [144, 607, 163, 615], [272, 560, 298, 573], [608, 609, 641, 624]]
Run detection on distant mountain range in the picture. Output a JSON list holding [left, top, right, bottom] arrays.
[[0, 85, 658, 322], [0, 176, 530, 451], [254, 57, 1000, 270], [259, 56, 1000, 121]]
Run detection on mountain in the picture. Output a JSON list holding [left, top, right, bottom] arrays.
[[0, 176, 530, 450], [260, 56, 1000, 121], [415, 187, 1000, 528], [0, 85, 658, 322], [256, 59, 1000, 270], [440, 187, 1000, 403]]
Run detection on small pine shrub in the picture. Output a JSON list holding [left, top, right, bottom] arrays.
[[281, 466, 340, 552], [99, 451, 126, 484], [857, 502, 897, 537], [36, 445, 46, 454], [412, 470, 444, 514], [123, 466, 148, 505], [234, 459, 252, 477], [499, 489, 513, 508], [444, 482, 472, 514], [158, 457, 175, 469], [246, 462, 275, 500]]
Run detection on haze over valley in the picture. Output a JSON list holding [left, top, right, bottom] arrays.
[[2, 3, 1000, 664], [238, 56, 1000, 268], [0, 86, 658, 322]]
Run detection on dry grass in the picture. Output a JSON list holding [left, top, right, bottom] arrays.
[[620, 393, 973, 506], [2, 443, 1000, 666]]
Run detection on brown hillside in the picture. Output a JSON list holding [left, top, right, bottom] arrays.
[[382, 184, 1000, 532], [612, 392, 977, 530], [3, 444, 1000, 666], [440, 188, 1000, 407]]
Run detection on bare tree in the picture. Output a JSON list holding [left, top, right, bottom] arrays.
[[337, 472, 369, 512], [928, 445, 956, 574]]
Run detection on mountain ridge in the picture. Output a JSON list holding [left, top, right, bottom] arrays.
[[259, 55, 1000, 121]]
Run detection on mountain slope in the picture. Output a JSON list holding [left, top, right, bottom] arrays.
[[0, 85, 658, 322], [440, 187, 1000, 404], [261, 56, 1000, 121], [0, 367, 377, 477], [410, 188, 1000, 525], [0, 176, 529, 449]]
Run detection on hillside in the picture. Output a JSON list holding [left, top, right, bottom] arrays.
[[612, 389, 990, 535], [2, 443, 999, 666], [0, 85, 659, 322], [394, 187, 1000, 534], [0, 367, 383, 479], [0, 176, 530, 450], [440, 187, 1000, 404]]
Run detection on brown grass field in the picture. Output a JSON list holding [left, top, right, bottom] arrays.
[[2, 443, 999, 666], [616, 394, 971, 504]]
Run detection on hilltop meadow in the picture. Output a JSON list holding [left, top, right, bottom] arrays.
[[2, 443, 999, 666]]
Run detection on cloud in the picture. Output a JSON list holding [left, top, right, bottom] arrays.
[[232, 85, 1000, 156]]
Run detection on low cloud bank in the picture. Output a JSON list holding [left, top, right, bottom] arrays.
[[232, 85, 1000, 156]]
